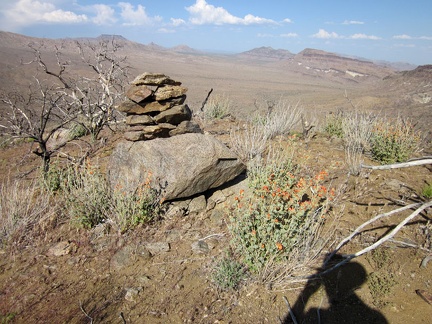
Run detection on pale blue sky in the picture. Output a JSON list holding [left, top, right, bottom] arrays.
[[0, 0, 431, 65]]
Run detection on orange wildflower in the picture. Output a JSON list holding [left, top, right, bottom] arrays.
[[251, 230, 256, 236], [276, 242, 283, 251], [261, 243, 265, 249], [239, 189, 245, 196]]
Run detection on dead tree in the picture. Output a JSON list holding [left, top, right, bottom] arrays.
[[0, 78, 77, 174], [28, 38, 129, 141]]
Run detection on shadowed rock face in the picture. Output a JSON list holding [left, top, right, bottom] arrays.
[[108, 133, 245, 201]]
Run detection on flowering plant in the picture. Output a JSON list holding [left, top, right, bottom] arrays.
[[229, 159, 333, 272]]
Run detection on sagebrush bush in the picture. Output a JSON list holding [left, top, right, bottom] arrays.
[[204, 94, 231, 119], [228, 155, 333, 273], [370, 116, 421, 164], [55, 161, 161, 230], [211, 255, 246, 291], [342, 111, 375, 175], [60, 162, 110, 228]]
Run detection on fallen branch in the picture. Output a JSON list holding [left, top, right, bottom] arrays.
[[283, 296, 298, 324], [322, 201, 432, 275], [362, 158, 432, 170], [325, 202, 423, 264]]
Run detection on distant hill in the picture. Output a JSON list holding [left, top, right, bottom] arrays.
[[238, 46, 294, 60], [291, 48, 396, 80], [170, 44, 202, 54]]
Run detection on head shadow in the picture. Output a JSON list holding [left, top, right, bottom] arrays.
[[283, 254, 388, 324]]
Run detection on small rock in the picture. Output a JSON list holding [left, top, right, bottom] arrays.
[[110, 245, 135, 271], [208, 190, 227, 205], [131, 72, 181, 86], [146, 242, 170, 255], [126, 85, 153, 103], [125, 287, 140, 302], [191, 240, 209, 254], [47, 241, 77, 257], [188, 195, 207, 214]]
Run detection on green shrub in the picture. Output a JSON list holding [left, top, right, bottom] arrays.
[[370, 116, 421, 164], [57, 163, 161, 230], [228, 156, 333, 273], [324, 111, 344, 138], [110, 172, 162, 233], [211, 255, 246, 291], [60, 162, 110, 228], [422, 184, 432, 199]]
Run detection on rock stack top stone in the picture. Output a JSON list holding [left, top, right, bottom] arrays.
[[131, 72, 181, 86], [116, 72, 201, 141]]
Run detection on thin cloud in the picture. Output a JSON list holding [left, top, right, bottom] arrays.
[[393, 34, 432, 40], [342, 20, 364, 25], [283, 18, 293, 24], [312, 29, 341, 39], [185, 0, 276, 25], [349, 33, 380, 40], [281, 33, 298, 38], [118, 2, 162, 26], [171, 18, 186, 27], [393, 34, 412, 40], [257, 32, 298, 38]]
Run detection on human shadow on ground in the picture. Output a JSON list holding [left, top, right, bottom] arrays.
[[282, 254, 388, 324]]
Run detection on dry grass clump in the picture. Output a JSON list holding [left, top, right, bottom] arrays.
[[341, 110, 376, 175], [230, 98, 303, 165], [0, 178, 54, 250]]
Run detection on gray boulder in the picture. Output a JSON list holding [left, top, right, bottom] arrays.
[[109, 133, 245, 201]]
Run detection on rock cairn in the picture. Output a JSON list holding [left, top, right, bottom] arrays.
[[117, 72, 201, 141]]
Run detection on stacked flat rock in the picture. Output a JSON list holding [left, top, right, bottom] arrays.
[[117, 72, 201, 141]]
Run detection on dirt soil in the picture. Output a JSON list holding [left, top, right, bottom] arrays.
[[0, 121, 431, 324]]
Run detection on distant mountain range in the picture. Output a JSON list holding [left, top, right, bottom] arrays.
[[0, 31, 418, 72]]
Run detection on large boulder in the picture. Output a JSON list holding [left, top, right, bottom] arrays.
[[109, 133, 246, 201]]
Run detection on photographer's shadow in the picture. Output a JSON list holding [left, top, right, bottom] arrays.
[[283, 254, 388, 323]]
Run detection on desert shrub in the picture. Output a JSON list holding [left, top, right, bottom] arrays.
[[323, 110, 344, 138], [370, 116, 421, 164], [211, 255, 246, 291], [67, 122, 88, 140], [228, 153, 333, 274], [109, 172, 162, 233], [341, 111, 375, 175], [0, 178, 54, 250], [60, 162, 110, 228], [422, 183, 432, 199], [367, 272, 397, 307], [230, 122, 268, 164], [204, 93, 231, 119], [58, 162, 161, 230], [263, 99, 302, 139]]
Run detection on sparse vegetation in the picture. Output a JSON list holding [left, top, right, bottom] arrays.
[[0, 178, 54, 250], [367, 271, 397, 307], [370, 116, 421, 164], [324, 110, 344, 138], [341, 110, 375, 175], [422, 183, 432, 199], [204, 93, 231, 119], [211, 254, 246, 291]]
